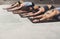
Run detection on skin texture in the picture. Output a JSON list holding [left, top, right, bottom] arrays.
[[31, 9, 60, 23], [5, 2, 60, 23], [6, 2, 20, 9], [6, 2, 53, 17], [32, 5, 52, 16], [6, 0, 24, 9], [12, 10, 28, 14], [21, 5, 53, 17], [13, 6, 44, 17], [12, 7, 33, 14]]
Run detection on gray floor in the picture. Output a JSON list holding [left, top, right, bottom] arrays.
[[0, 5, 60, 39]]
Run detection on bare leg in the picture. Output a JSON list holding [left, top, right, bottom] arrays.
[[22, 12, 34, 17], [8, 4, 24, 11], [32, 19, 40, 23], [6, 1, 20, 9], [12, 10, 28, 14], [31, 10, 58, 23], [30, 15, 43, 19]]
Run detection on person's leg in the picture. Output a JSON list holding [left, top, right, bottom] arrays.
[[8, 4, 23, 11], [32, 19, 40, 23], [22, 12, 35, 17], [17, 12, 34, 17], [17, 6, 52, 16], [6, 1, 21, 9], [30, 9, 57, 23], [8, 2, 35, 11], [12, 6, 31, 14], [12, 10, 28, 14], [25, 5, 54, 17]]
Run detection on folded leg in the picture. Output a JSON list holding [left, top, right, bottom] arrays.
[[12, 10, 28, 14], [6, 1, 21, 9]]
